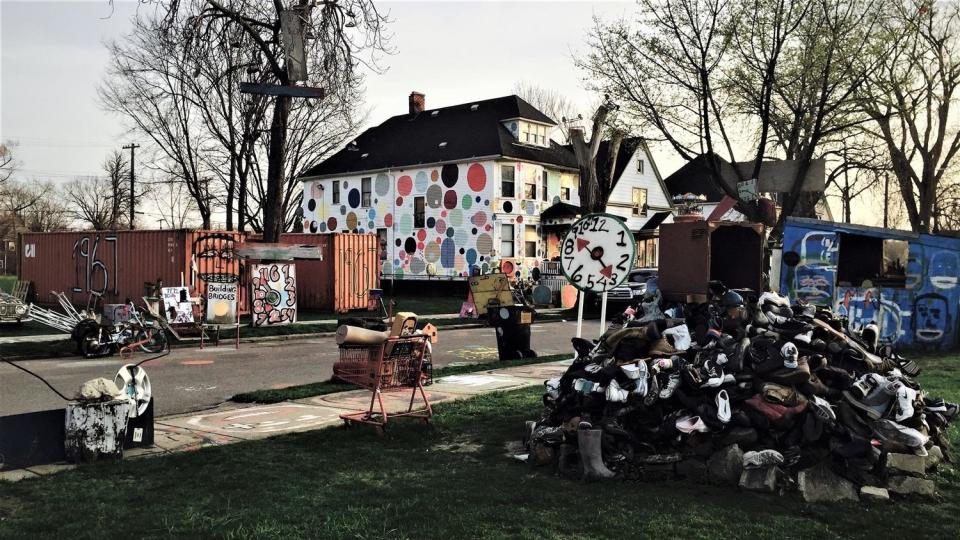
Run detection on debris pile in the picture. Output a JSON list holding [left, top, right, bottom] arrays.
[[525, 285, 957, 501]]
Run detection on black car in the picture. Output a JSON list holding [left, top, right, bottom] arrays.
[[588, 268, 658, 313]]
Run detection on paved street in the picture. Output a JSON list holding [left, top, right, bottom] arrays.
[[0, 320, 582, 417]]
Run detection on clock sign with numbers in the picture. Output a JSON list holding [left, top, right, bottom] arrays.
[[560, 213, 636, 293]]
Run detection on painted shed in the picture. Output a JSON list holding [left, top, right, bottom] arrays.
[[779, 217, 960, 350]]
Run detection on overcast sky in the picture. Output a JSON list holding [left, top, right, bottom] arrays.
[[1, 0, 874, 226]]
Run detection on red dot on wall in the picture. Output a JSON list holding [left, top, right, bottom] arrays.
[[384, 213, 393, 227], [397, 175, 413, 196]]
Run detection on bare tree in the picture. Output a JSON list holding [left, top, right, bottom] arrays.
[[103, 150, 132, 228], [149, 178, 200, 229], [165, 0, 390, 241], [64, 176, 117, 230], [513, 82, 580, 143], [858, 1, 960, 233], [18, 181, 71, 232], [579, 0, 886, 231], [0, 142, 16, 187], [100, 11, 218, 228]]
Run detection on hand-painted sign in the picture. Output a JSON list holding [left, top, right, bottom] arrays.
[[251, 263, 297, 326], [161, 287, 194, 324], [560, 213, 636, 293], [206, 282, 238, 325]]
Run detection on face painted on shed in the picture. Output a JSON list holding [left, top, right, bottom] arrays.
[[928, 251, 959, 290], [193, 234, 240, 283], [913, 293, 949, 343]]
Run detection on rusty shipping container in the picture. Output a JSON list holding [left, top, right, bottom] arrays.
[[272, 233, 380, 313], [17, 230, 248, 312], [658, 220, 766, 302]]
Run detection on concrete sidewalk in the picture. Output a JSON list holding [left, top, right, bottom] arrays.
[[0, 358, 571, 482]]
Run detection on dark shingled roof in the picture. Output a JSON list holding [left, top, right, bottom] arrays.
[[301, 95, 578, 177], [595, 137, 644, 184], [663, 153, 737, 202]]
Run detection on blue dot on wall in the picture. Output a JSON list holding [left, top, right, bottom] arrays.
[[368, 208, 376, 220], [340, 205, 347, 215], [440, 238, 456, 268], [476, 196, 481, 203], [466, 248, 478, 266], [348, 188, 361, 208], [427, 217, 436, 228], [394, 258, 401, 267], [368, 221, 375, 229], [415, 171, 429, 192], [446, 227, 455, 238], [484, 199, 490, 206]]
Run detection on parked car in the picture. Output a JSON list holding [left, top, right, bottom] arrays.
[[0, 294, 28, 324], [588, 268, 658, 313]]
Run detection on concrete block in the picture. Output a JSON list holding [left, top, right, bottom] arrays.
[[707, 444, 743, 486], [798, 462, 858, 503], [887, 476, 936, 497], [739, 466, 778, 493], [859, 486, 890, 503], [886, 453, 926, 476]]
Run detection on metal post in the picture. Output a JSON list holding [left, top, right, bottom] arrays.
[[599, 291, 608, 334], [122, 143, 140, 230], [576, 290, 584, 338]]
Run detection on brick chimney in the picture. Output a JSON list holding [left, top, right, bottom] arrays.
[[409, 91, 425, 115]]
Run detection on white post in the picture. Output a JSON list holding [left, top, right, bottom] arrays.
[[599, 291, 608, 334], [576, 290, 585, 338]]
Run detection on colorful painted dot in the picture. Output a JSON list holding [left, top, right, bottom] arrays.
[[397, 175, 413, 196]]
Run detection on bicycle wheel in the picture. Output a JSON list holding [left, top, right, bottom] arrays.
[[138, 328, 168, 353]]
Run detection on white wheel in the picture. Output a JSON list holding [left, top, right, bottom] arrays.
[[115, 364, 152, 418]]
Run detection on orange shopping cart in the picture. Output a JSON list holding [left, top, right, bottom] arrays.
[[333, 334, 433, 433]]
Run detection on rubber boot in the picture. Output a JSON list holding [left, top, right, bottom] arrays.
[[578, 428, 615, 481]]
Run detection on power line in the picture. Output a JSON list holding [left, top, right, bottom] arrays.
[[122, 142, 141, 230]]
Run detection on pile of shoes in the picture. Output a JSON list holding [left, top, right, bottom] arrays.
[[525, 284, 957, 501]]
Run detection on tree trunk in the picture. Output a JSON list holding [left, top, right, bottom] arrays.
[[264, 94, 291, 242]]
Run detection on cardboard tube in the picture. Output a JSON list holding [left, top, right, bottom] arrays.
[[336, 325, 389, 345]]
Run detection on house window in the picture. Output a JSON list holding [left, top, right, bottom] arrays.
[[361, 177, 372, 207], [561, 187, 571, 201], [524, 225, 538, 257], [524, 174, 537, 199], [836, 234, 907, 288], [632, 188, 648, 217], [501, 224, 515, 257], [637, 159, 645, 173], [541, 171, 548, 202], [501, 165, 515, 198], [332, 180, 341, 204], [414, 197, 425, 228]]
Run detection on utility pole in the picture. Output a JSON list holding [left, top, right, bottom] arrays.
[[122, 143, 140, 230], [883, 171, 889, 229]]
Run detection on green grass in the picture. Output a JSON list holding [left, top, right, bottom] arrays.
[[231, 353, 569, 403], [0, 275, 14, 293], [1, 352, 958, 539]]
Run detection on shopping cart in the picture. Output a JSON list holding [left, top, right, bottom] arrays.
[[334, 334, 433, 433]]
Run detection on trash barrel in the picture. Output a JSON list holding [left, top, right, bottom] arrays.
[[487, 305, 537, 360]]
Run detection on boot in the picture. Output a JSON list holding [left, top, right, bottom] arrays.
[[578, 428, 615, 481], [557, 443, 581, 480]]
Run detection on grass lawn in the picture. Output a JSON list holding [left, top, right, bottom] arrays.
[[0, 275, 14, 293], [231, 353, 570, 403], [1, 353, 958, 539]]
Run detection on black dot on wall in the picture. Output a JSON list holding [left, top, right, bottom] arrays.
[[309, 221, 318, 233], [471, 227, 478, 235], [459, 248, 465, 255], [427, 217, 436, 228], [395, 239, 402, 247], [503, 201, 513, 213], [307, 199, 316, 212], [404, 237, 417, 254]]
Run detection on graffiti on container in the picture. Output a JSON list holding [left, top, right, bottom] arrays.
[[251, 263, 297, 326], [72, 235, 118, 295], [785, 231, 838, 306], [834, 288, 908, 344], [192, 233, 240, 284], [162, 286, 194, 323], [913, 292, 951, 343]]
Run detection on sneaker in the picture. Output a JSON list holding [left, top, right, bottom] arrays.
[[893, 385, 917, 422], [660, 372, 681, 399], [808, 395, 837, 422], [848, 374, 879, 400], [843, 384, 893, 420], [675, 415, 709, 434], [605, 379, 629, 403], [716, 390, 732, 423], [742, 449, 784, 469], [872, 418, 929, 456], [781, 342, 799, 368]]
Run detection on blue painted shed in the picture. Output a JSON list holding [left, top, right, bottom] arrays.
[[779, 217, 960, 350]]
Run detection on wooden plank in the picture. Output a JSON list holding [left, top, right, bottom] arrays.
[[236, 243, 324, 260], [239, 82, 325, 98]]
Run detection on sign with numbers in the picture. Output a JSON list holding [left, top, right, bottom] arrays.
[[560, 213, 636, 293]]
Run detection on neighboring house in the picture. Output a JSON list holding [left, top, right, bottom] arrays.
[[299, 92, 672, 280], [663, 153, 746, 221]]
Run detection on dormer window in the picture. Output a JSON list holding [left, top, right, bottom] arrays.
[[520, 122, 548, 146]]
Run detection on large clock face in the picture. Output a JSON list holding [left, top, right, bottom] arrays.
[[560, 213, 636, 293]]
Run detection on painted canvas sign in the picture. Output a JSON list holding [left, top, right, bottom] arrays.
[[206, 282, 238, 325], [251, 263, 297, 326], [161, 287, 194, 324]]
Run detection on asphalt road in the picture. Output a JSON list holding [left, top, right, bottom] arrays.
[[0, 321, 584, 417]]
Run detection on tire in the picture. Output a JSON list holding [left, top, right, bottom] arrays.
[[77, 325, 109, 358], [138, 328, 168, 353]]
